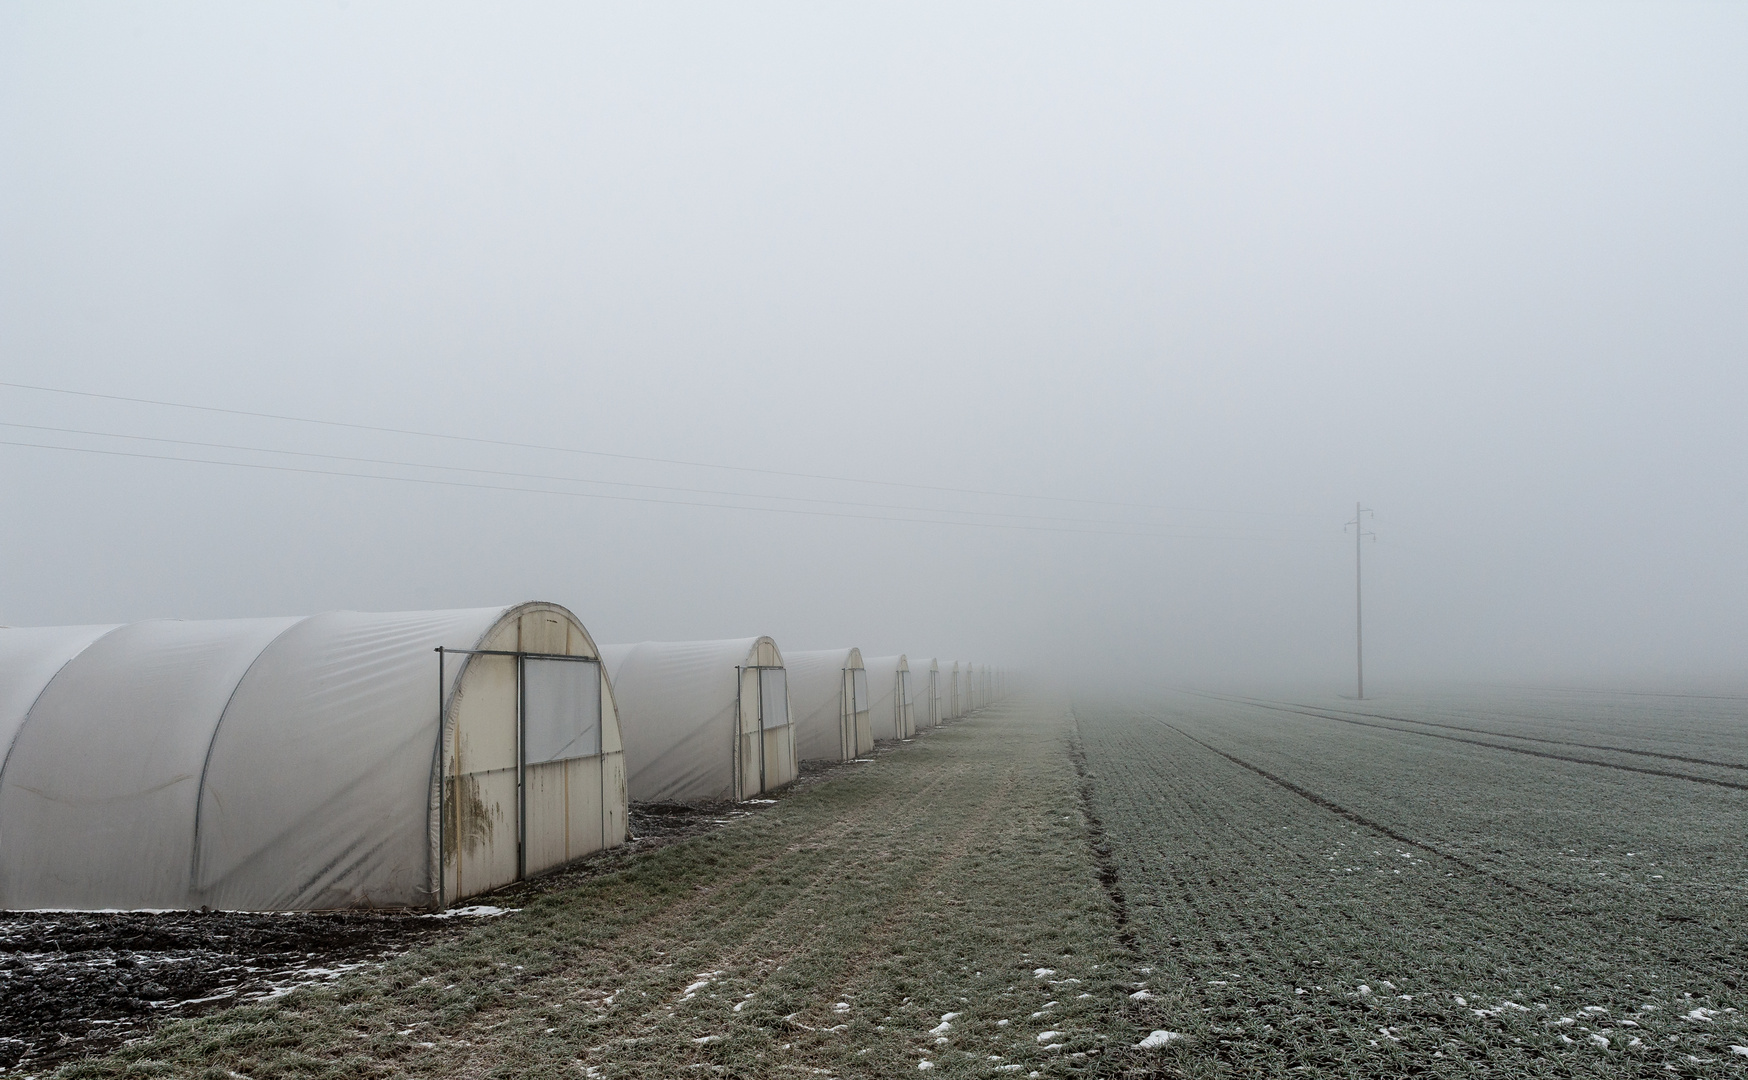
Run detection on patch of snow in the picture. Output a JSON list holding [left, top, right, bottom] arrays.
[[1136, 1030, 1183, 1049], [916, 1062, 933, 1071], [1033, 968, 1055, 978], [1589, 1033, 1610, 1049], [426, 905, 517, 918], [1036, 1030, 1063, 1043], [681, 980, 713, 999]]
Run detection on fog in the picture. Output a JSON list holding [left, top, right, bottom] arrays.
[[2, 3, 1744, 693]]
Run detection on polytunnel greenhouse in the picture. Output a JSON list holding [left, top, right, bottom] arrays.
[[598, 637, 795, 803], [0, 603, 626, 912], [908, 657, 939, 730], [860, 655, 913, 741], [785, 648, 872, 763]]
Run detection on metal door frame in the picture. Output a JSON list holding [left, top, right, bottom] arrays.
[[435, 647, 601, 902], [742, 663, 786, 798]]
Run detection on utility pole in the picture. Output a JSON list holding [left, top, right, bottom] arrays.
[[1345, 503, 1373, 699]]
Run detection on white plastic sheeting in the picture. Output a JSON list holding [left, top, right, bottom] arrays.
[[600, 638, 795, 803], [0, 623, 120, 769], [2, 617, 302, 910], [0, 603, 623, 911], [785, 648, 870, 763], [524, 657, 603, 763], [861, 655, 913, 741], [908, 658, 939, 730]]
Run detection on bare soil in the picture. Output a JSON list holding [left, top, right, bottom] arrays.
[[0, 909, 457, 1073]]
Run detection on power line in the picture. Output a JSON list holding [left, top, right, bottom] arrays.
[[0, 380, 1313, 519], [0, 438, 1330, 542], [0, 421, 1285, 537]]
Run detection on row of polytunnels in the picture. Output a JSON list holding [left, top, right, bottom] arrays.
[[0, 603, 1013, 912]]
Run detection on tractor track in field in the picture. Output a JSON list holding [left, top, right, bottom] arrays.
[[1216, 691, 1748, 773], [1067, 712, 1135, 954], [1155, 720, 1546, 900], [1191, 691, 1748, 792]]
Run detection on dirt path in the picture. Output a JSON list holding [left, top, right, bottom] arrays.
[[54, 697, 1144, 1080]]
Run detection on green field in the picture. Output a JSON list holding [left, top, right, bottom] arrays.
[[1081, 688, 1748, 1078]]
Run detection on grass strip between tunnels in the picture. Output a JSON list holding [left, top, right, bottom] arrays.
[[56, 697, 1145, 1080]]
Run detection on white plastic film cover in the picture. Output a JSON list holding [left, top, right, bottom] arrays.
[[908, 658, 938, 729], [861, 655, 910, 741], [0, 624, 120, 771], [524, 658, 602, 763], [600, 638, 780, 803], [0, 618, 303, 909], [0, 604, 618, 912], [193, 608, 506, 911], [784, 649, 859, 763]]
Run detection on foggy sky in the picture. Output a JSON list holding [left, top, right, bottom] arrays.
[[2, 3, 1745, 692]]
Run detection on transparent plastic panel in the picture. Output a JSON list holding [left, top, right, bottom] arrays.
[[760, 667, 790, 730], [523, 658, 601, 763]]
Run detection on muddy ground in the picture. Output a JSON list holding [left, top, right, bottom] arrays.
[[0, 907, 462, 1074]]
